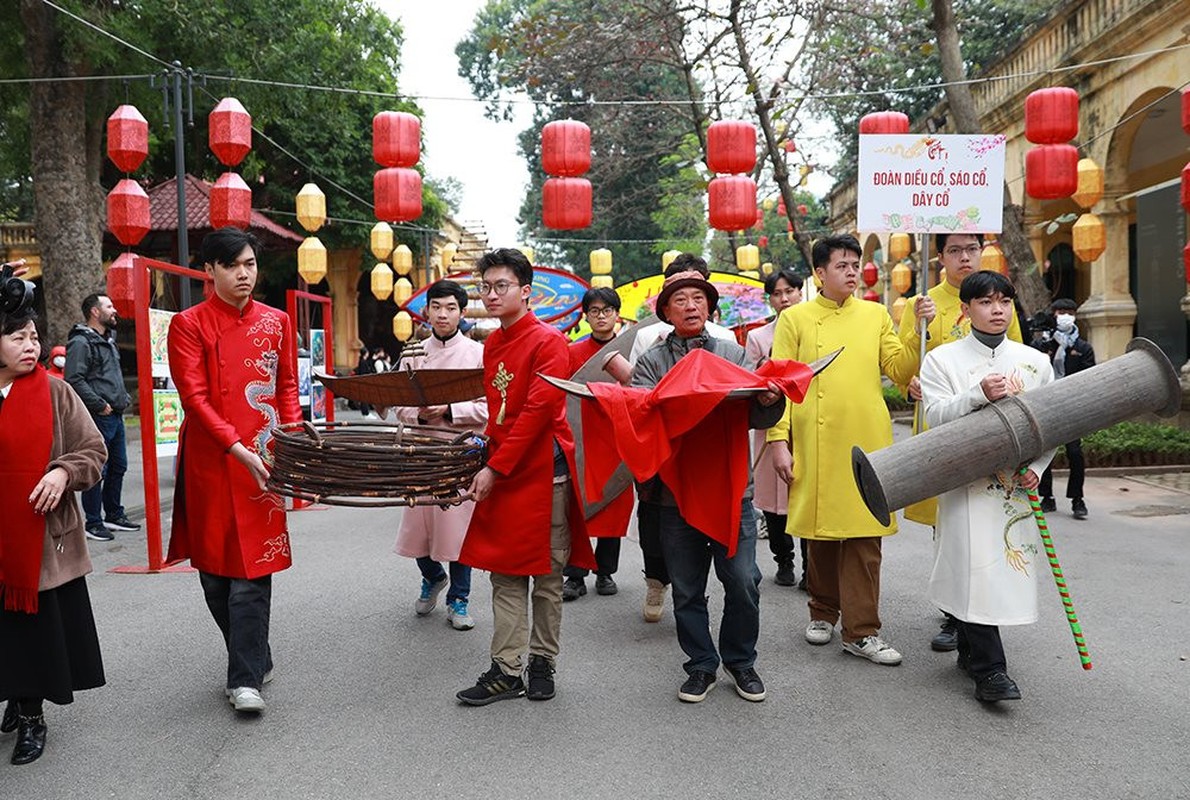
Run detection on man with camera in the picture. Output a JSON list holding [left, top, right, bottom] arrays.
[[65, 293, 138, 541]]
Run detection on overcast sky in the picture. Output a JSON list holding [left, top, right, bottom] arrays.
[[374, 0, 530, 247]]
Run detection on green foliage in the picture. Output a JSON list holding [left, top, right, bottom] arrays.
[[1079, 422, 1190, 457], [883, 383, 913, 411], [5, 0, 448, 258]]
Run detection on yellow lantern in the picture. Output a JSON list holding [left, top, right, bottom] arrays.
[[297, 236, 327, 284], [392, 310, 413, 342], [295, 183, 326, 233], [1072, 213, 1106, 262], [736, 244, 760, 273], [762, 197, 776, 212], [1072, 158, 1104, 209], [440, 243, 458, 274], [392, 244, 413, 276], [370, 263, 394, 301], [890, 262, 912, 294], [661, 249, 681, 272], [370, 222, 394, 260], [980, 243, 1009, 276], [891, 296, 908, 326], [590, 248, 612, 275], [519, 246, 535, 265], [590, 275, 614, 289], [761, 261, 774, 276], [888, 233, 911, 262], [393, 276, 413, 306]]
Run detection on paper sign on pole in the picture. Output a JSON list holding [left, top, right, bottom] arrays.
[[857, 134, 1006, 234]]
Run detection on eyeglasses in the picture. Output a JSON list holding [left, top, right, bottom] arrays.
[[944, 245, 982, 258], [585, 306, 617, 318], [477, 280, 520, 296]]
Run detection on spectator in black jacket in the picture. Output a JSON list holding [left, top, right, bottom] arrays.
[[65, 294, 137, 541], [1030, 298, 1095, 519]]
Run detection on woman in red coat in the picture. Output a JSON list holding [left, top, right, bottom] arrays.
[[167, 228, 301, 714]]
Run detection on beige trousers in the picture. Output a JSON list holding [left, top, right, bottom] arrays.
[[489, 481, 571, 676]]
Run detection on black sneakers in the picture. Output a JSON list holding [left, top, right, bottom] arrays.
[[726, 666, 766, 702], [1072, 498, 1088, 520], [974, 671, 1022, 703], [594, 574, 617, 595], [85, 521, 114, 542], [526, 654, 556, 701], [774, 560, 797, 587], [1039, 497, 1057, 513], [104, 514, 141, 532], [561, 578, 586, 601], [677, 670, 717, 703], [456, 661, 525, 706], [931, 617, 959, 652]]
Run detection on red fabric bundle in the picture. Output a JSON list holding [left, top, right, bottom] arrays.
[[0, 367, 53, 613]]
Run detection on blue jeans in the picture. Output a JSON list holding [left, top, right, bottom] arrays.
[[659, 501, 761, 675], [416, 557, 471, 603], [81, 413, 127, 524]]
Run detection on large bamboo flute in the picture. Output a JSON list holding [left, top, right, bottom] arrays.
[[1023, 484, 1093, 670]]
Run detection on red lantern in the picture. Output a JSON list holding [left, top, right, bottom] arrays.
[[759, 235, 769, 248], [777, 200, 786, 217], [707, 174, 758, 231], [1025, 144, 1079, 200], [208, 98, 252, 167], [542, 177, 593, 230], [862, 261, 878, 287], [1181, 162, 1190, 213], [542, 120, 591, 177], [797, 203, 808, 215], [706, 120, 757, 174], [1025, 87, 1079, 144], [1183, 89, 1190, 135], [106, 105, 149, 173], [373, 111, 421, 168], [106, 179, 150, 246], [859, 112, 910, 134], [373, 167, 423, 223], [1184, 240, 1190, 284], [863, 289, 880, 302], [209, 172, 252, 229], [105, 252, 137, 318], [783, 139, 796, 153]]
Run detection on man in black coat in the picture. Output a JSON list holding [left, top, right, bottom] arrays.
[[1030, 298, 1095, 519]]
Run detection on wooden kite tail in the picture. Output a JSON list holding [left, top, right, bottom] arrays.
[[1025, 487, 1093, 670]]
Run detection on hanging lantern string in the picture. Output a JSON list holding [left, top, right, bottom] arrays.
[[0, 73, 155, 86], [39, 0, 174, 69], [1021, 472, 1093, 671]]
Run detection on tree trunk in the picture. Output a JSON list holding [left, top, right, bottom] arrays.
[[21, 0, 105, 345], [930, 0, 1049, 314]]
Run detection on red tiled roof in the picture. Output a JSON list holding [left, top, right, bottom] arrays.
[[147, 174, 303, 244]]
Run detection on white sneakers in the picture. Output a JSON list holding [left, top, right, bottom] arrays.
[[227, 687, 265, 712], [842, 635, 903, 666], [643, 578, 668, 623], [805, 620, 834, 645]]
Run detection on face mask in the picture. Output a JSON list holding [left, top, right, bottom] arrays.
[[1055, 313, 1075, 332], [52, 355, 66, 369]]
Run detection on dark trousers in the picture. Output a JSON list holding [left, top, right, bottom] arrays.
[[563, 537, 622, 580], [660, 502, 761, 674], [761, 511, 808, 567], [81, 414, 127, 525], [956, 620, 1006, 679], [636, 500, 669, 585], [416, 557, 471, 603], [1039, 439, 1084, 499], [199, 572, 273, 690]]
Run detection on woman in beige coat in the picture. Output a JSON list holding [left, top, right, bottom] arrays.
[[0, 306, 107, 765]]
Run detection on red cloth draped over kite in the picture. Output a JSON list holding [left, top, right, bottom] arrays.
[[579, 349, 812, 555]]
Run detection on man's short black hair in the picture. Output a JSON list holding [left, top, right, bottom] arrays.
[[426, 279, 468, 310], [199, 227, 260, 267], [959, 270, 1016, 303], [1050, 298, 1078, 312], [764, 268, 803, 294], [664, 253, 709, 278], [475, 248, 533, 285], [812, 235, 862, 270], [935, 232, 985, 252], [582, 287, 621, 313], [81, 293, 106, 320]]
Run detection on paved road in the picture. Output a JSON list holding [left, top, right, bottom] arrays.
[[5, 413, 1189, 798]]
